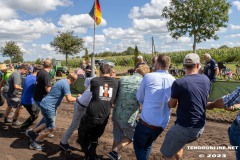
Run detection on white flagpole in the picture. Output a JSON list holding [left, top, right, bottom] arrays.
[[91, 0, 96, 77]]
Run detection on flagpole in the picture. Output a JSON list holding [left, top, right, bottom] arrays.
[[91, 0, 96, 77]]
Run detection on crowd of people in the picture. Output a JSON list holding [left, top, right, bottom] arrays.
[[0, 53, 239, 160]]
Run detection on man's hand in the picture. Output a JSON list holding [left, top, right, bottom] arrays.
[[225, 106, 237, 112]]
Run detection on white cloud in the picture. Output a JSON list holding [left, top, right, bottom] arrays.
[[23, 43, 65, 61], [83, 35, 106, 50], [229, 24, 240, 30], [233, 1, 240, 11], [162, 35, 191, 44], [132, 18, 168, 34], [129, 0, 170, 19], [58, 14, 107, 34], [7, 0, 72, 15], [0, 18, 56, 43], [40, 44, 55, 52], [0, 1, 18, 20], [103, 27, 143, 40], [226, 33, 240, 38]]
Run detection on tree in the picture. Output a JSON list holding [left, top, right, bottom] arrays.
[[1, 41, 23, 63], [84, 48, 90, 62], [162, 0, 231, 53], [134, 45, 140, 66], [126, 47, 135, 55], [50, 31, 84, 66], [218, 45, 229, 49], [35, 58, 42, 64]]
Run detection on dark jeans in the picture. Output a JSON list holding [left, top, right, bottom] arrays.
[[78, 115, 109, 159], [21, 103, 40, 130], [228, 123, 240, 160], [133, 121, 164, 160]]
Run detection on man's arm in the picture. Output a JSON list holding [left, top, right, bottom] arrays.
[[215, 67, 219, 76], [168, 98, 178, 108], [0, 80, 5, 89], [45, 86, 51, 93], [65, 94, 76, 102], [14, 84, 23, 91], [206, 98, 225, 110]]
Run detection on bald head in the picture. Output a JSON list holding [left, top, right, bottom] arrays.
[[203, 53, 211, 62]]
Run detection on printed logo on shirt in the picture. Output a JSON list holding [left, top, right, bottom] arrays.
[[99, 83, 113, 101]]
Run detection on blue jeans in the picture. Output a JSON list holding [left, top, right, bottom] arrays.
[[133, 121, 163, 160], [228, 123, 240, 160]]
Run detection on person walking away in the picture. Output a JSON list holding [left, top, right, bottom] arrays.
[[133, 55, 175, 160], [160, 53, 210, 160]]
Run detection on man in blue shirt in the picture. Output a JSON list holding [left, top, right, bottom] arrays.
[[203, 53, 219, 82], [207, 87, 240, 160], [26, 73, 77, 150], [161, 53, 210, 160], [20, 65, 43, 132], [134, 55, 175, 160]]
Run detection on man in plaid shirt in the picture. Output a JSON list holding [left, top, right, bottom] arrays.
[[207, 86, 240, 160]]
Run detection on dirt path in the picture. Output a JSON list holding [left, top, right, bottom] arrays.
[[0, 103, 236, 160]]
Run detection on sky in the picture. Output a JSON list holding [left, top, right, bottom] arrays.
[[0, 0, 240, 62]]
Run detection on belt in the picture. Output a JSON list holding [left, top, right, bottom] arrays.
[[139, 118, 163, 130], [76, 100, 88, 108]]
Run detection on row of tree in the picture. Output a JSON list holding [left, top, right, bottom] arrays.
[[1, 0, 231, 65]]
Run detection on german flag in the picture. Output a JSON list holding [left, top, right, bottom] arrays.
[[89, 0, 102, 25]]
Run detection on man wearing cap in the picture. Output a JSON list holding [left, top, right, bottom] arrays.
[[2, 64, 28, 125], [160, 53, 210, 160], [19, 65, 43, 131]]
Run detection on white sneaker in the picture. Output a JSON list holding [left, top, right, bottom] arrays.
[[47, 133, 54, 138]]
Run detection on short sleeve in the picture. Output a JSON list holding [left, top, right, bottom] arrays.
[[13, 73, 21, 85], [63, 80, 71, 95], [44, 72, 52, 87], [212, 60, 218, 69], [171, 81, 181, 99]]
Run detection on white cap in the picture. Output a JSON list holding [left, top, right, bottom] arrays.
[[183, 53, 200, 65]]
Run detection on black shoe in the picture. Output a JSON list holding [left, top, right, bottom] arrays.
[[26, 130, 37, 142], [4, 117, 12, 123], [108, 150, 121, 160], [60, 142, 70, 151]]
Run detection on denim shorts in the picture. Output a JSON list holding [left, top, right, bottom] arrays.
[[161, 124, 204, 158], [39, 105, 56, 130]]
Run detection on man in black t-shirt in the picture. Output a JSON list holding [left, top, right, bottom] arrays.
[[78, 64, 118, 160], [33, 59, 52, 107]]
